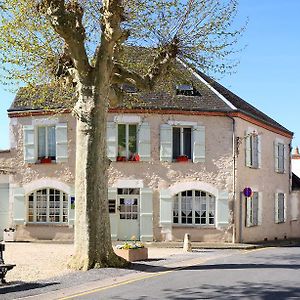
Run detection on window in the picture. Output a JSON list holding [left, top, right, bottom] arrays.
[[275, 193, 285, 223], [117, 188, 139, 220], [173, 190, 215, 225], [245, 133, 259, 168], [176, 84, 200, 96], [108, 199, 116, 214], [275, 143, 285, 173], [118, 124, 137, 160], [38, 126, 56, 160], [172, 127, 191, 160], [28, 188, 68, 223], [246, 192, 259, 227]]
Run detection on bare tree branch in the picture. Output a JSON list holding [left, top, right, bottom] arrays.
[[38, 0, 91, 77]]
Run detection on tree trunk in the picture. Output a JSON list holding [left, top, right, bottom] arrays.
[[68, 81, 129, 270]]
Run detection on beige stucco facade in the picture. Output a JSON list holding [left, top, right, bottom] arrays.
[[1, 109, 299, 243]]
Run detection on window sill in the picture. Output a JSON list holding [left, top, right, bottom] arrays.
[[172, 224, 215, 229], [26, 222, 69, 227]]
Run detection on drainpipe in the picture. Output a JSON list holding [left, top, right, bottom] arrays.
[[226, 114, 237, 244]]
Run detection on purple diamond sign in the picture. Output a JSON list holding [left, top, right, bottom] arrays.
[[243, 187, 252, 197]]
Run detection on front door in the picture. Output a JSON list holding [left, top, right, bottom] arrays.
[[117, 188, 140, 240]]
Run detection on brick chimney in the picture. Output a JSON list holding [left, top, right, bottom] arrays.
[[292, 146, 300, 159]]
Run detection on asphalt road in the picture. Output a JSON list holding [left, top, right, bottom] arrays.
[[67, 247, 300, 300]]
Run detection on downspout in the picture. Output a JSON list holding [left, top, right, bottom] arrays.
[[226, 114, 237, 243]]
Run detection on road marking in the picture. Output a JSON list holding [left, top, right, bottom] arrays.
[[242, 247, 274, 254]]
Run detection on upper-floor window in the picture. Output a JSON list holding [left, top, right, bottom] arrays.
[[173, 190, 215, 226], [245, 132, 260, 168], [176, 84, 201, 96], [246, 191, 260, 227], [275, 193, 286, 223], [27, 188, 68, 223], [274, 141, 287, 173], [23, 123, 68, 164], [172, 127, 191, 160], [38, 126, 56, 160], [118, 124, 137, 160]]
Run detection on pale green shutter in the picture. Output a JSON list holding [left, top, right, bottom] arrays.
[[107, 122, 117, 161], [56, 123, 68, 162], [193, 125, 205, 163], [284, 144, 288, 174], [160, 124, 172, 162], [23, 125, 36, 163], [68, 186, 75, 226], [252, 135, 259, 168], [108, 187, 118, 240], [138, 123, 151, 161], [246, 197, 251, 227], [258, 192, 262, 225], [283, 193, 287, 222], [257, 135, 262, 168], [245, 133, 251, 167], [274, 141, 279, 172], [274, 193, 279, 223], [216, 190, 229, 229], [0, 184, 9, 237], [159, 189, 173, 225], [252, 192, 259, 225], [13, 188, 25, 225], [140, 188, 153, 242]]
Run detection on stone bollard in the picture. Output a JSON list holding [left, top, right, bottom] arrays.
[[183, 233, 192, 252]]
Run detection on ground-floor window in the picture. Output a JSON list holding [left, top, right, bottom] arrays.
[[27, 188, 68, 223], [246, 192, 259, 227], [275, 193, 285, 223], [173, 190, 215, 225]]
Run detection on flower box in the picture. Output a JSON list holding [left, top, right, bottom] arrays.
[[116, 156, 127, 162], [176, 155, 189, 162], [129, 154, 140, 162], [114, 247, 148, 262], [3, 228, 16, 242], [40, 157, 52, 164]]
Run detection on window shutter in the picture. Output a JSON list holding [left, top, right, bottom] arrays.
[[193, 125, 205, 163], [107, 122, 117, 161], [274, 141, 279, 172], [216, 190, 229, 229], [68, 186, 75, 226], [140, 188, 153, 242], [283, 193, 287, 222], [246, 197, 251, 227], [13, 188, 25, 225], [159, 189, 173, 225], [284, 144, 288, 174], [252, 192, 259, 226], [274, 193, 279, 223], [160, 124, 172, 162], [252, 136, 259, 168], [245, 133, 251, 167], [23, 125, 36, 163], [138, 122, 151, 161], [108, 187, 118, 240], [257, 135, 262, 167], [258, 192, 262, 225], [56, 123, 68, 162]]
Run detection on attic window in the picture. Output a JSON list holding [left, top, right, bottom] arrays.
[[176, 85, 200, 96], [121, 83, 138, 94]]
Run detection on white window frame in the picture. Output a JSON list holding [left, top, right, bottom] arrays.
[[27, 188, 68, 224], [37, 125, 56, 160], [172, 126, 192, 159], [117, 123, 138, 159], [275, 192, 286, 223], [173, 190, 215, 226]]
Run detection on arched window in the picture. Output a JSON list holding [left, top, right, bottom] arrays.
[[27, 188, 68, 223], [173, 190, 215, 225]]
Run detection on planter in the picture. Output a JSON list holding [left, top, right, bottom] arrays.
[[40, 157, 52, 164], [116, 156, 127, 162], [129, 154, 140, 162], [176, 155, 189, 162], [3, 230, 16, 242], [114, 247, 148, 262]]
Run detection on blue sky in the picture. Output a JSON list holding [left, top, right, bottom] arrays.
[[0, 0, 299, 149]]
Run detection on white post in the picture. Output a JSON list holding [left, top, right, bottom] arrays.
[[183, 233, 192, 252]]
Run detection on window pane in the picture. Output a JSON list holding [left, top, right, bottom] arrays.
[[172, 127, 180, 159], [38, 127, 46, 158], [47, 126, 56, 159], [183, 128, 191, 159], [118, 124, 126, 156], [128, 125, 137, 157]]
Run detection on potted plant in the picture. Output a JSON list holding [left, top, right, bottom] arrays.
[[40, 157, 52, 164], [114, 240, 148, 262], [116, 156, 126, 162], [129, 153, 140, 162], [176, 155, 189, 162]]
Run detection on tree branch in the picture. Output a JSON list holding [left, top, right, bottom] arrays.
[[38, 0, 91, 77], [112, 38, 179, 90]]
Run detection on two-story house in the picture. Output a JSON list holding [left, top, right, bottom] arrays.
[[0, 65, 296, 243]]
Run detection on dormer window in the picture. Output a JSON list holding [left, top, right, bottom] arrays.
[[176, 84, 200, 96], [120, 83, 138, 94]]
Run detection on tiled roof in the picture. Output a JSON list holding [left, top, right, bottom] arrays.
[[8, 64, 292, 135]]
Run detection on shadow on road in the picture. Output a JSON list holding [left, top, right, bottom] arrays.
[[0, 281, 60, 295]]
